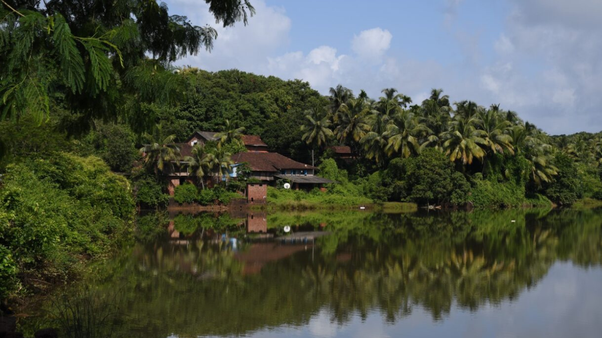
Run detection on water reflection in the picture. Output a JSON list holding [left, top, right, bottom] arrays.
[[21, 209, 602, 338]]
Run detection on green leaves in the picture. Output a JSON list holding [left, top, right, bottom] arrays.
[[52, 16, 85, 94], [81, 38, 113, 94]]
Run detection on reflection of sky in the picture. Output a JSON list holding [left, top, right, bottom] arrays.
[[199, 263, 602, 338]]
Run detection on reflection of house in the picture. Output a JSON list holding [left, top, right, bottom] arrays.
[[246, 212, 267, 233], [234, 243, 312, 275]]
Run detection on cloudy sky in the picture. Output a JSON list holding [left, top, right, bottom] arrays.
[[164, 0, 602, 135]]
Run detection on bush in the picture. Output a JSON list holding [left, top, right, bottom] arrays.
[[0, 152, 135, 299], [545, 153, 583, 206], [134, 176, 169, 209], [198, 189, 216, 205], [174, 183, 198, 204]]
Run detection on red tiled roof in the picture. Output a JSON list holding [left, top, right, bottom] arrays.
[[177, 143, 193, 157], [241, 135, 268, 147], [231, 152, 316, 172], [328, 146, 352, 154]]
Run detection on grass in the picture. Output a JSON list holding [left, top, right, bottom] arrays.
[[266, 186, 372, 210], [571, 198, 602, 209]]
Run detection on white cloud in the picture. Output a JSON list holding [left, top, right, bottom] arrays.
[[494, 34, 514, 55], [351, 28, 392, 62], [171, 0, 291, 72]]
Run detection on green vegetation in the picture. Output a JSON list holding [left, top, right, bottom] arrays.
[[173, 184, 244, 206], [0, 0, 255, 304], [0, 152, 135, 300]]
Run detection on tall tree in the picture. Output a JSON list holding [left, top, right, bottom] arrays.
[[184, 144, 215, 189], [302, 108, 333, 166], [0, 0, 255, 132]]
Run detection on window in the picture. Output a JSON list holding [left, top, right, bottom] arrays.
[[191, 140, 198, 146]]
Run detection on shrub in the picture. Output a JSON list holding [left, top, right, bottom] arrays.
[[174, 183, 198, 204], [198, 189, 216, 205], [134, 176, 169, 209], [0, 152, 135, 299]]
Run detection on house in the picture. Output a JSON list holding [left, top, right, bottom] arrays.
[[231, 151, 333, 190], [167, 132, 333, 194], [327, 145, 353, 160]]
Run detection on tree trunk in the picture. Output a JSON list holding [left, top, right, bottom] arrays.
[[311, 149, 315, 167]]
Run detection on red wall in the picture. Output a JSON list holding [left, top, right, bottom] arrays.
[[247, 183, 267, 204]]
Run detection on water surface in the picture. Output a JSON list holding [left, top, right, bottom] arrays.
[[22, 209, 602, 338]]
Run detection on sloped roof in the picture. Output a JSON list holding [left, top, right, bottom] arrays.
[[186, 131, 218, 143], [328, 146, 352, 154], [274, 175, 334, 184], [241, 135, 268, 147], [231, 152, 316, 172], [177, 143, 193, 157]]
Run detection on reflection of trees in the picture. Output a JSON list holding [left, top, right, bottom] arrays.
[[26, 209, 602, 337]]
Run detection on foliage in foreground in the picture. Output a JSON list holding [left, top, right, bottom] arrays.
[[0, 153, 135, 300]]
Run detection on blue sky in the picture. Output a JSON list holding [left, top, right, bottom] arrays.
[[165, 0, 602, 135]]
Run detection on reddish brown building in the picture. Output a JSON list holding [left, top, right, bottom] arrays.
[[246, 183, 268, 204], [231, 152, 333, 189]]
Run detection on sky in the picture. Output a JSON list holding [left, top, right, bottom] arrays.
[[164, 0, 602, 135]]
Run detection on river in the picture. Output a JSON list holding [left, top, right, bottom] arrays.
[[19, 208, 602, 337]]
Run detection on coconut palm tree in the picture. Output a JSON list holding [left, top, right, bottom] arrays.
[[209, 147, 234, 184], [215, 119, 245, 149], [301, 109, 334, 166], [384, 110, 429, 159], [477, 106, 514, 155], [184, 144, 215, 189], [441, 118, 486, 165], [329, 84, 353, 114], [334, 98, 370, 154], [140, 133, 181, 176]]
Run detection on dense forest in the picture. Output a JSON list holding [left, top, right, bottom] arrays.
[[2, 0, 602, 305]]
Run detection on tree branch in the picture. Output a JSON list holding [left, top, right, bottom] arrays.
[[1, 0, 25, 17]]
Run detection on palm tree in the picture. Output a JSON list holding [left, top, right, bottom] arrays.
[[441, 118, 486, 165], [361, 131, 388, 165], [334, 98, 370, 155], [209, 147, 234, 184], [454, 101, 481, 122], [419, 89, 452, 150], [215, 119, 245, 149], [140, 133, 181, 176], [184, 144, 215, 189], [329, 84, 353, 114], [384, 110, 429, 159], [478, 110, 514, 154], [301, 109, 334, 166]]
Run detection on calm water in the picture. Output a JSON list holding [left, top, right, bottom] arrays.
[[22, 209, 602, 338]]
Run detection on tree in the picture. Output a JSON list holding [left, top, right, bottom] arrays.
[[544, 153, 582, 205], [329, 84, 353, 114], [215, 119, 245, 148], [1, 0, 255, 132], [333, 98, 370, 155], [442, 118, 486, 165], [139, 131, 181, 176], [184, 144, 215, 189], [384, 110, 429, 159], [209, 147, 234, 184], [301, 109, 333, 166]]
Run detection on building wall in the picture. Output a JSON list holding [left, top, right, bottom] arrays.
[[247, 212, 267, 233], [247, 183, 268, 204]]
